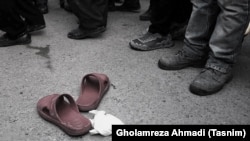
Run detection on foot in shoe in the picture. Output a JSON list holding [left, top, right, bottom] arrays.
[[129, 32, 174, 51], [27, 24, 46, 33], [67, 26, 106, 39], [0, 33, 31, 47], [189, 68, 233, 96], [158, 50, 207, 70]]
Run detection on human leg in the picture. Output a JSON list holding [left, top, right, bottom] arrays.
[[0, 0, 31, 47], [170, 0, 192, 40], [158, 0, 219, 70], [190, 0, 250, 95], [67, 0, 108, 39], [139, 0, 155, 21], [34, 0, 48, 14], [16, 0, 46, 27], [116, 0, 140, 12], [130, 0, 178, 51]]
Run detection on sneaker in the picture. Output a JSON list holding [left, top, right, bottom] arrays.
[[158, 50, 206, 70], [0, 33, 31, 47], [189, 68, 233, 96], [129, 32, 174, 51]]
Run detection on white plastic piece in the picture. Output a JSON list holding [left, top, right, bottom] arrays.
[[89, 110, 124, 136]]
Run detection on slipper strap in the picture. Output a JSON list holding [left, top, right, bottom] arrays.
[[49, 94, 78, 122], [81, 73, 109, 94]]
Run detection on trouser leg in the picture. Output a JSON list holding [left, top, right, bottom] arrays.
[[172, 0, 192, 24], [0, 0, 26, 38], [68, 0, 108, 29], [34, 0, 47, 6], [183, 0, 220, 58], [124, 0, 140, 5], [16, 0, 45, 26], [149, 0, 180, 35], [206, 0, 250, 72], [149, 0, 155, 8]]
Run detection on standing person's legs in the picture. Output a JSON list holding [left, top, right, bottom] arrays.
[[60, 0, 71, 12], [68, 0, 108, 39], [16, 0, 46, 32], [129, 0, 178, 51], [108, 0, 116, 11], [116, 0, 140, 12], [149, 0, 180, 35], [139, 0, 154, 21], [0, 0, 27, 38], [170, 0, 192, 40], [172, 0, 192, 24], [34, 0, 48, 14], [182, 0, 220, 57], [0, 0, 31, 47], [205, 0, 250, 72], [189, 0, 250, 95], [159, 0, 219, 70]]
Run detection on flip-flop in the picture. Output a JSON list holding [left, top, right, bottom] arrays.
[[37, 94, 92, 136], [76, 73, 110, 112]]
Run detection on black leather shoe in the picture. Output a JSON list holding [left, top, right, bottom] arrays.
[[27, 24, 46, 33], [67, 26, 106, 39], [0, 33, 31, 47]]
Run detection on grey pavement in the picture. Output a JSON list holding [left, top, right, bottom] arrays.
[[0, 0, 250, 141]]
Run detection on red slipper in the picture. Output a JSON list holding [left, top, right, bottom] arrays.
[[37, 94, 92, 136], [76, 73, 110, 112]]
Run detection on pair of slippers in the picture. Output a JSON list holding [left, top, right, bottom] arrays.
[[37, 73, 110, 136]]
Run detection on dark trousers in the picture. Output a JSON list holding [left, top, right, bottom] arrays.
[[149, 0, 192, 36], [123, 0, 140, 5], [68, 0, 108, 29], [0, 0, 45, 38], [34, 0, 47, 5], [109, 0, 139, 5]]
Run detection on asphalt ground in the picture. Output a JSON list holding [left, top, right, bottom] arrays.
[[0, 0, 250, 140]]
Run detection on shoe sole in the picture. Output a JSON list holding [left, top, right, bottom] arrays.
[[189, 76, 233, 96], [129, 41, 175, 51]]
